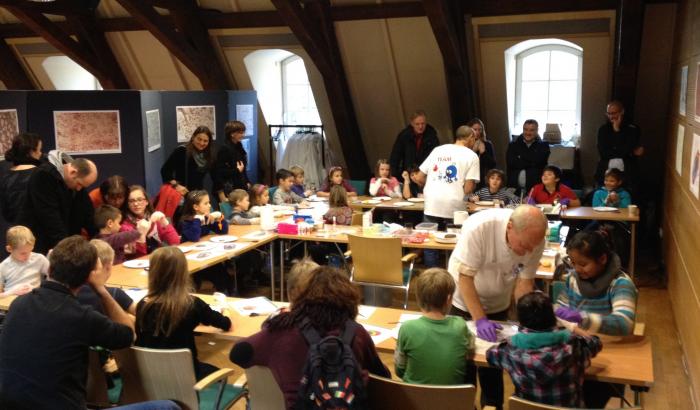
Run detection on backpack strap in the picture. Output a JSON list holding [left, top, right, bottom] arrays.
[[299, 317, 322, 346], [341, 319, 358, 347]]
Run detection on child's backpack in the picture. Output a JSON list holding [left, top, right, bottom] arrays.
[[295, 318, 368, 410]]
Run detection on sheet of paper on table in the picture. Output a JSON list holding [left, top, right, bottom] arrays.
[[360, 323, 393, 346], [230, 296, 278, 316], [466, 321, 519, 355]]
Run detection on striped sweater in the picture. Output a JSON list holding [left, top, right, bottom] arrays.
[[472, 187, 521, 207], [555, 254, 637, 336]]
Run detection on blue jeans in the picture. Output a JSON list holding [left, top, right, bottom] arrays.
[[423, 215, 452, 268]]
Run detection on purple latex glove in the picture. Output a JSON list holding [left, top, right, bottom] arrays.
[[560, 198, 571, 207], [555, 307, 583, 323], [476, 318, 502, 342], [526, 197, 536, 205]]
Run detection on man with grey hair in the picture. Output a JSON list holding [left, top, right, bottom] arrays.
[[447, 204, 547, 410], [417, 124, 480, 267], [18, 150, 98, 253]]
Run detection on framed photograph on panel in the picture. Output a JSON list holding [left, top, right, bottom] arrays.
[[176, 105, 216, 142], [676, 124, 684, 176], [680, 65, 687, 116], [690, 133, 700, 199], [0, 108, 19, 159], [54, 110, 121, 155], [146, 109, 161, 152]]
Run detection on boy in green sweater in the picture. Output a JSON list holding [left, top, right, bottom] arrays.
[[395, 268, 475, 384]]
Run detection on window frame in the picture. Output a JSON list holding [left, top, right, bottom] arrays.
[[513, 44, 582, 141]]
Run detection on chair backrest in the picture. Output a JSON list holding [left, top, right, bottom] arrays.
[[114, 347, 199, 410], [367, 374, 476, 410], [219, 202, 233, 220], [347, 234, 404, 286], [509, 396, 640, 410], [245, 366, 286, 410], [349, 179, 366, 195], [351, 212, 363, 226], [268, 186, 277, 200]]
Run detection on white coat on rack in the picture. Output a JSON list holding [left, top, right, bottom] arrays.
[[278, 132, 333, 189]]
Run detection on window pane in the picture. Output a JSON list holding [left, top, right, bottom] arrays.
[[284, 58, 307, 85], [521, 51, 550, 81], [521, 111, 547, 128], [548, 80, 577, 111], [549, 51, 579, 80], [520, 81, 549, 111], [546, 110, 575, 126]]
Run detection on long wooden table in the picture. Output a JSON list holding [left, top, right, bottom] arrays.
[[349, 196, 424, 212], [560, 206, 640, 276], [0, 291, 652, 402], [193, 294, 653, 395]]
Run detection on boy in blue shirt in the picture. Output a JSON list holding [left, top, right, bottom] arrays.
[[592, 168, 631, 208]]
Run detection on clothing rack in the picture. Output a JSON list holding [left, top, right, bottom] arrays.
[[268, 124, 325, 185]]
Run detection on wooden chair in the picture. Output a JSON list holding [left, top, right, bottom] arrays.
[[508, 396, 641, 410], [367, 374, 476, 410], [85, 349, 110, 408], [114, 347, 245, 410], [244, 366, 286, 410], [351, 211, 363, 226], [346, 234, 417, 308]]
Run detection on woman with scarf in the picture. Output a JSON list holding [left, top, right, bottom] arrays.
[[212, 120, 250, 203], [161, 126, 215, 195]]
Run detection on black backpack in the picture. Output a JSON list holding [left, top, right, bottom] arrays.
[[295, 319, 368, 410]]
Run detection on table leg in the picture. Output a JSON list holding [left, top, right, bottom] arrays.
[[269, 241, 275, 301], [630, 222, 636, 277], [279, 240, 286, 302]]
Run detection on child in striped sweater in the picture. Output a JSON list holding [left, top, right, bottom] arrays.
[[554, 229, 637, 336], [469, 169, 520, 207]]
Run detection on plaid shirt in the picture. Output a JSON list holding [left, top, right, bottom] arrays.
[[486, 329, 602, 407]]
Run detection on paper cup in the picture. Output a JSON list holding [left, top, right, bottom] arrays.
[[628, 204, 639, 216], [453, 211, 469, 225]]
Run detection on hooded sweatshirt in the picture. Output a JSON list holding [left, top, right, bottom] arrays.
[[486, 328, 602, 407]]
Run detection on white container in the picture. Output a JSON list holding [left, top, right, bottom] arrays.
[[453, 211, 469, 225], [260, 205, 276, 231]]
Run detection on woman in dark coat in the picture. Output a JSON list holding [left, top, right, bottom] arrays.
[[0, 132, 44, 223], [212, 120, 250, 203], [160, 126, 215, 196]]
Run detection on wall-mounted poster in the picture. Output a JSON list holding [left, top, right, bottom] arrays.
[[0, 109, 19, 159], [54, 110, 121, 155], [680, 65, 688, 117], [176, 105, 216, 142], [676, 124, 685, 176], [146, 109, 161, 152], [236, 104, 254, 136], [690, 133, 700, 199]]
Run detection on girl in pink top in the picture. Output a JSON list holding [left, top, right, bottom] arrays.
[[120, 185, 180, 259], [369, 159, 401, 198]]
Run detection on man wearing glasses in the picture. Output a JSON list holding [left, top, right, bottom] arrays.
[[18, 150, 98, 253], [594, 100, 644, 195]]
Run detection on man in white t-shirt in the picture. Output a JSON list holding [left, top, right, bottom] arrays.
[[418, 125, 480, 266], [447, 205, 546, 410]]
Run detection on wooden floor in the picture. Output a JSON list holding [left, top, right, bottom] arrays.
[[196, 283, 694, 409]]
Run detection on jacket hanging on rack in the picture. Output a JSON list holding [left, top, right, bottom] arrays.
[[279, 132, 332, 189]]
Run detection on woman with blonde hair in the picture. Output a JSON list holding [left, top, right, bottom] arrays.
[[135, 247, 232, 378]]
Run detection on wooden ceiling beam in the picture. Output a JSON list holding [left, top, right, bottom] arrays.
[[168, 0, 233, 89], [271, 0, 371, 179], [3, 5, 128, 88], [0, 37, 34, 89], [115, 0, 226, 89], [423, 0, 476, 129], [0, 0, 87, 16], [3, 0, 673, 39]]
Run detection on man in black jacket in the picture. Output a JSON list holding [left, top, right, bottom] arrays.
[[390, 110, 440, 178], [506, 120, 550, 194], [17, 150, 98, 254]]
